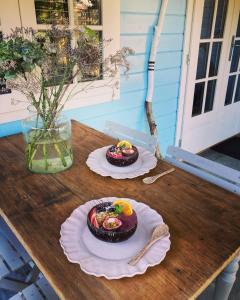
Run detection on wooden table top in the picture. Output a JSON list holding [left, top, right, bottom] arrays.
[[0, 121, 240, 300]]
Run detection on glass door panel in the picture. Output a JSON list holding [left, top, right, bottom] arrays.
[[204, 79, 217, 112], [201, 0, 216, 39], [234, 76, 240, 102], [225, 75, 236, 105], [192, 0, 229, 117], [192, 82, 205, 116], [209, 42, 222, 76], [224, 13, 240, 105], [196, 43, 210, 79], [214, 0, 228, 38]]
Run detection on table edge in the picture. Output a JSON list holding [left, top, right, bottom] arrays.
[[190, 246, 240, 299]]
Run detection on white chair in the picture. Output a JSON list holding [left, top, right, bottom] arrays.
[[9, 274, 59, 300], [0, 217, 32, 292], [165, 146, 240, 195], [0, 218, 59, 299], [104, 121, 158, 154]]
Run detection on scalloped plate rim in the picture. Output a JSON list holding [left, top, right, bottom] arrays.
[[86, 146, 157, 179], [59, 241, 170, 279], [60, 197, 171, 279]]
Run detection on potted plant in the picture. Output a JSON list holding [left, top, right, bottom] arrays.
[[0, 25, 133, 173]]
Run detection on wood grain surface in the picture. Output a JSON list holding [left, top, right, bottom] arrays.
[[0, 120, 240, 300]]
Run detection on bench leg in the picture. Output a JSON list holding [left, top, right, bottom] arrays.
[[213, 256, 240, 300]]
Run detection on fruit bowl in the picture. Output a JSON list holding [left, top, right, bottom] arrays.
[[106, 140, 139, 167], [87, 201, 138, 243]]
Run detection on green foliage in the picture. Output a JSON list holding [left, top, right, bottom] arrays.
[[0, 36, 45, 79], [83, 26, 99, 42]]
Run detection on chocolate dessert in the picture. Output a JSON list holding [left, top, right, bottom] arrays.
[[106, 140, 139, 167], [87, 200, 137, 243]]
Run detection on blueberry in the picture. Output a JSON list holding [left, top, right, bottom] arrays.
[[107, 207, 116, 212]]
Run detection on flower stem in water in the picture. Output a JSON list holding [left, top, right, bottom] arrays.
[[43, 143, 49, 171], [54, 143, 67, 167]]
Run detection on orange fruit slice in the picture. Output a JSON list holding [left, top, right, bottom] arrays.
[[113, 199, 133, 216], [117, 140, 132, 149]]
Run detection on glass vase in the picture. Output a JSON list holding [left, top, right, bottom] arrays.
[[21, 114, 73, 174]]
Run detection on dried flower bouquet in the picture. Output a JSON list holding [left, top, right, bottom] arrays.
[[0, 25, 133, 173]]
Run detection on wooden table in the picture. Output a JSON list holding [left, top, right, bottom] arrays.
[[0, 121, 240, 300]]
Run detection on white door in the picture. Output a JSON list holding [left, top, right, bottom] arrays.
[[181, 0, 240, 153]]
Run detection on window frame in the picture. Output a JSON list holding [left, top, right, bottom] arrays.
[[0, 0, 120, 124]]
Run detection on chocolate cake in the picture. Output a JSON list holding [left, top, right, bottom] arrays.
[[106, 140, 139, 167], [87, 200, 137, 243]]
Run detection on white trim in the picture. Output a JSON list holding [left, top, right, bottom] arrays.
[[146, 0, 169, 103], [175, 0, 195, 147]]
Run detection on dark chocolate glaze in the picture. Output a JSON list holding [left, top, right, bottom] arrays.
[[106, 145, 139, 167], [87, 202, 138, 243]]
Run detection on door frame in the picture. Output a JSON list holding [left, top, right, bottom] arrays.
[[175, 0, 237, 151], [175, 0, 195, 148]]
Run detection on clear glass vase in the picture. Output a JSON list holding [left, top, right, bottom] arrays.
[[21, 113, 73, 174]]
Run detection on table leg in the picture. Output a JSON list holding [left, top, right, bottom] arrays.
[[213, 256, 240, 300]]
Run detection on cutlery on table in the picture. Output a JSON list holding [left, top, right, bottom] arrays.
[[143, 168, 175, 184], [128, 224, 169, 266]]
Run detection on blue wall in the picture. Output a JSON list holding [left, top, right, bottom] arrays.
[[0, 0, 186, 156]]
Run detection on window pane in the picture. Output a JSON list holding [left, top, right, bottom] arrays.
[[209, 42, 222, 77], [34, 0, 69, 24], [192, 82, 205, 117], [73, 0, 101, 25], [214, 0, 228, 38], [196, 43, 209, 80], [230, 40, 240, 73], [234, 75, 240, 103], [225, 75, 236, 105], [201, 0, 215, 39], [204, 80, 216, 112], [236, 14, 240, 37]]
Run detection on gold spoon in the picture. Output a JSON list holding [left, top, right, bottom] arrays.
[[143, 168, 175, 184], [128, 224, 169, 266]]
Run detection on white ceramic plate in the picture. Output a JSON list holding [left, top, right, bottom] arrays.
[[86, 146, 157, 179], [60, 197, 171, 280]]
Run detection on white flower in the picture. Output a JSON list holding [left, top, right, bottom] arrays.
[[75, 0, 93, 10]]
